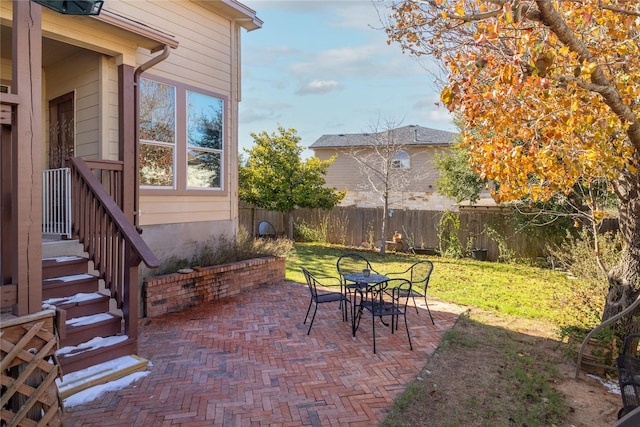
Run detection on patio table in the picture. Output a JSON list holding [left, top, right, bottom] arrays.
[[343, 272, 389, 336]]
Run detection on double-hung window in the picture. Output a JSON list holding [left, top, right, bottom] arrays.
[[139, 79, 176, 188], [139, 76, 225, 192], [186, 91, 223, 189]]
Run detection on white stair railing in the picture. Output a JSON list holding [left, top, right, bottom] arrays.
[[42, 167, 71, 238]]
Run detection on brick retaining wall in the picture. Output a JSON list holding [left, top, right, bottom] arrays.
[[143, 256, 286, 318]]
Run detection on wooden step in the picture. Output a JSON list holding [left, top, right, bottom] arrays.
[[42, 274, 99, 300], [44, 292, 110, 319], [57, 335, 137, 375], [56, 354, 149, 399], [62, 313, 123, 347], [42, 256, 88, 280]]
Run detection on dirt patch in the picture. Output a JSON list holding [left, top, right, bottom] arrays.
[[384, 308, 621, 426]]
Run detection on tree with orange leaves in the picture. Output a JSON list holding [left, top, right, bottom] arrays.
[[387, 0, 640, 335]]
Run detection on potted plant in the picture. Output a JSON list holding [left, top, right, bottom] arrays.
[[470, 248, 488, 261]]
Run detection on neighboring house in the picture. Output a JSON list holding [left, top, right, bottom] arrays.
[[310, 125, 460, 211], [0, 0, 261, 386]]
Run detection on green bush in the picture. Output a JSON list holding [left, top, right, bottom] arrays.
[[549, 229, 623, 329], [156, 228, 293, 275], [294, 219, 326, 242], [437, 211, 465, 258]]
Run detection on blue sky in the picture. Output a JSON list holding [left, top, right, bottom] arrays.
[[238, 0, 456, 155]]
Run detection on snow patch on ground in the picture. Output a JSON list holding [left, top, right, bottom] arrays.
[[588, 374, 621, 395], [62, 371, 149, 408]]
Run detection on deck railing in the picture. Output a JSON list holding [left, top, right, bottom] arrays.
[[42, 168, 71, 238], [68, 157, 159, 339]]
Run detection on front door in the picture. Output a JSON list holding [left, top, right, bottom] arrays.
[[49, 92, 74, 168], [45, 92, 74, 237]]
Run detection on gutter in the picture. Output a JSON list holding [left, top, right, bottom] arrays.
[[132, 46, 172, 227]]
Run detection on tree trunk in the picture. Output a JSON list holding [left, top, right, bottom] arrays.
[[603, 168, 640, 337], [285, 210, 294, 240], [379, 199, 388, 256]]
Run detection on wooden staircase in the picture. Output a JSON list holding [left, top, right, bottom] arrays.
[[42, 253, 136, 375], [38, 157, 159, 396]]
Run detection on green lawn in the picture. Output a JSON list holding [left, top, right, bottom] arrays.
[[286, 243, 607, 426], [286, 242, 579, 329]]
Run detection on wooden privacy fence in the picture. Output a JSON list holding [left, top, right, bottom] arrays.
[[238, 204, 549, 261]]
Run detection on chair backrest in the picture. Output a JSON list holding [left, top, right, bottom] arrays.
[[301, 267, 319, 298], [257, 221, 276, 238], [377, 278, 412, 310], [336, 253, 376, 282], [409, 260, 434, 290]]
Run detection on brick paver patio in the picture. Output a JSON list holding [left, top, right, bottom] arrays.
[[61, 280, 465, 426]]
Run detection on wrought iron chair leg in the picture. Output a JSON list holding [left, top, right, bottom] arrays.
[[404, 313, 413, 350], [372, 311, 377, 354], [306, 303, 318, 335], [424, 296, 435, 325], [303, 301, 313, 325]]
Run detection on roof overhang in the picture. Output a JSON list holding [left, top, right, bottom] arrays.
[[194, 0, 263, 31], [92, 9, 179, 52]]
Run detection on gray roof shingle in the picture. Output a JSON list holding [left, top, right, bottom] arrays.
[[309, 125, 458, 149]]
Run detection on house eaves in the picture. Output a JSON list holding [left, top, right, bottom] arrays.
[[92, 9, 179, 52], [194, 0, 263, 31], [309, 125, 458, 150]]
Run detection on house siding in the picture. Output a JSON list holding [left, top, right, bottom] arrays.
[[130, 0, 238, 227], [102, 56, 119, 161], [314, 145, 458, 211], [3, 0, 252, 278], [44, 50, 101, 161]]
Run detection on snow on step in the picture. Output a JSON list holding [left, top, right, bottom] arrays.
[[57, 335, 129, 357], [56, 354, 149, 401], [43, 255, 84, 262], [44, 292, 105, 305], [66, 313, 115, 327], [44, 273, 94, 283]]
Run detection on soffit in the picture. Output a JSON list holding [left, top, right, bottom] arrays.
[[193, 0, 263, 31]]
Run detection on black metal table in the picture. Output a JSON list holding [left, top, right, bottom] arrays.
[[343, 272, 389, 336]]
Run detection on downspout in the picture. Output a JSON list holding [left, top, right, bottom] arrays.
[[132, 46, 171, 227]]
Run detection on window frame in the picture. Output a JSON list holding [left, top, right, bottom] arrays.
[[391, 150, 411, 170], [138, 74, 228, 196]]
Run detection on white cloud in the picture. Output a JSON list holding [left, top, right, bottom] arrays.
[[287, 43, 423, 82], [296, 79, 342, 94], [244, 0, 386, 13], [426, 108, 455, 124]]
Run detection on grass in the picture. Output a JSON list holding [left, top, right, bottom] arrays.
[[286, 242, 598, 427], [286, 242, 579, 327]]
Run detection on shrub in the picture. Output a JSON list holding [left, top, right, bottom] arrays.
[[437, 211, 465, 258], [155, 228, 293, 275], [294, 218, 326, 242], [549, 229, 623, 329]]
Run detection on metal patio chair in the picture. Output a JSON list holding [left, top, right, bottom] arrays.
[[616, 333, 640, 419], [356, 278, 413, 354], [386, 260, 435, 324], [301, 267, 349, 335]]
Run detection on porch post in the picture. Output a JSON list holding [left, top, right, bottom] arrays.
[[118, 64, 136, 225], [1, 123, 12, 286], [12, 0, 43, 315]]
